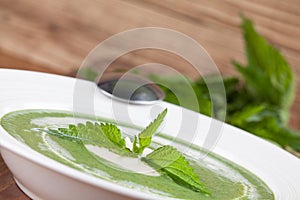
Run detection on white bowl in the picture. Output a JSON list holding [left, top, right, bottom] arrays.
[[0, 69, 299, 200]]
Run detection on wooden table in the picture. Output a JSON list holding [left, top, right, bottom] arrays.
[[0, 0, 299, 199]]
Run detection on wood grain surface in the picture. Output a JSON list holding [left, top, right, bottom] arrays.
[[0, 0, 299, 199]]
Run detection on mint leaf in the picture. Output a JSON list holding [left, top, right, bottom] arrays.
[[46, 109, 168, 156], [99, 123, 126, 149], [49, 122, 134, 156], [133, 109, 167, 154], [233, 16, 295, 124], [57, 124, 79, 138], [144, 145, 210, 194], [229, 105, 300, 151], [77, 67, 98, 81], [149, 75, 212, 117]]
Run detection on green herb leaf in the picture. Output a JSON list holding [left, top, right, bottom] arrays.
[[233, 16, 295, 124], [57, 124, 79, 137], [149, 75, 212, 117], [77, 67, 98, 81], [133, 109, 167, 154], [228, 104, 300, 151], [144, 145, 210, 194], [50, 122, 134, 156], [47, 109, 168, 156], [99, 123, 126, 148]]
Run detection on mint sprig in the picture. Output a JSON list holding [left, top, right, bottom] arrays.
[[48, 122, 133, 156], [233, 16, 295, 124], [44, 109, 210, 194], [133, 109, 167, 154]]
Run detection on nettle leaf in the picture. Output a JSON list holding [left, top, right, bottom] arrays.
[[57, 124, 79, 138], [77, 67, 98, 81], [48, 109, 168, 156], [228, 105, 300, 151], [50, 122, 134, 156], [233, 16, 295, 124], [99, 123, 126, 149], [133, 109, 167, 154], [228, 105, 266, 126], [144, 145, 210, 194], [149, 75, 212, 117]]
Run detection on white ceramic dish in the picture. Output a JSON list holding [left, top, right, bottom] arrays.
[[0, 69, 299, 200]]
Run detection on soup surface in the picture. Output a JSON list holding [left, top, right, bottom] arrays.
[[0, 109, 274, 200]]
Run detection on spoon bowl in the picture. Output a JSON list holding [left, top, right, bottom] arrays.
[[97, 73, 165, 104]]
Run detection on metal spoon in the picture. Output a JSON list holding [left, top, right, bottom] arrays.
[[97, 73, 165, 105]]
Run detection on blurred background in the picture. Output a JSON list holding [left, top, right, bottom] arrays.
[[0, 0, 300, 198], [1, 0, 299, 129]]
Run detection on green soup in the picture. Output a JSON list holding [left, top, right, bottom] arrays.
[[0, 109, 274, 200]]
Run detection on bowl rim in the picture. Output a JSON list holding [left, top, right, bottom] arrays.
[[0, 69, 300, 199]]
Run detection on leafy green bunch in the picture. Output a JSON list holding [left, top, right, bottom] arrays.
[[47, 109, 210, 194], [152, 16, 300, 156]]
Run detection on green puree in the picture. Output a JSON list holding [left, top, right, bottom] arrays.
[[1, 110, 274, 200]]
